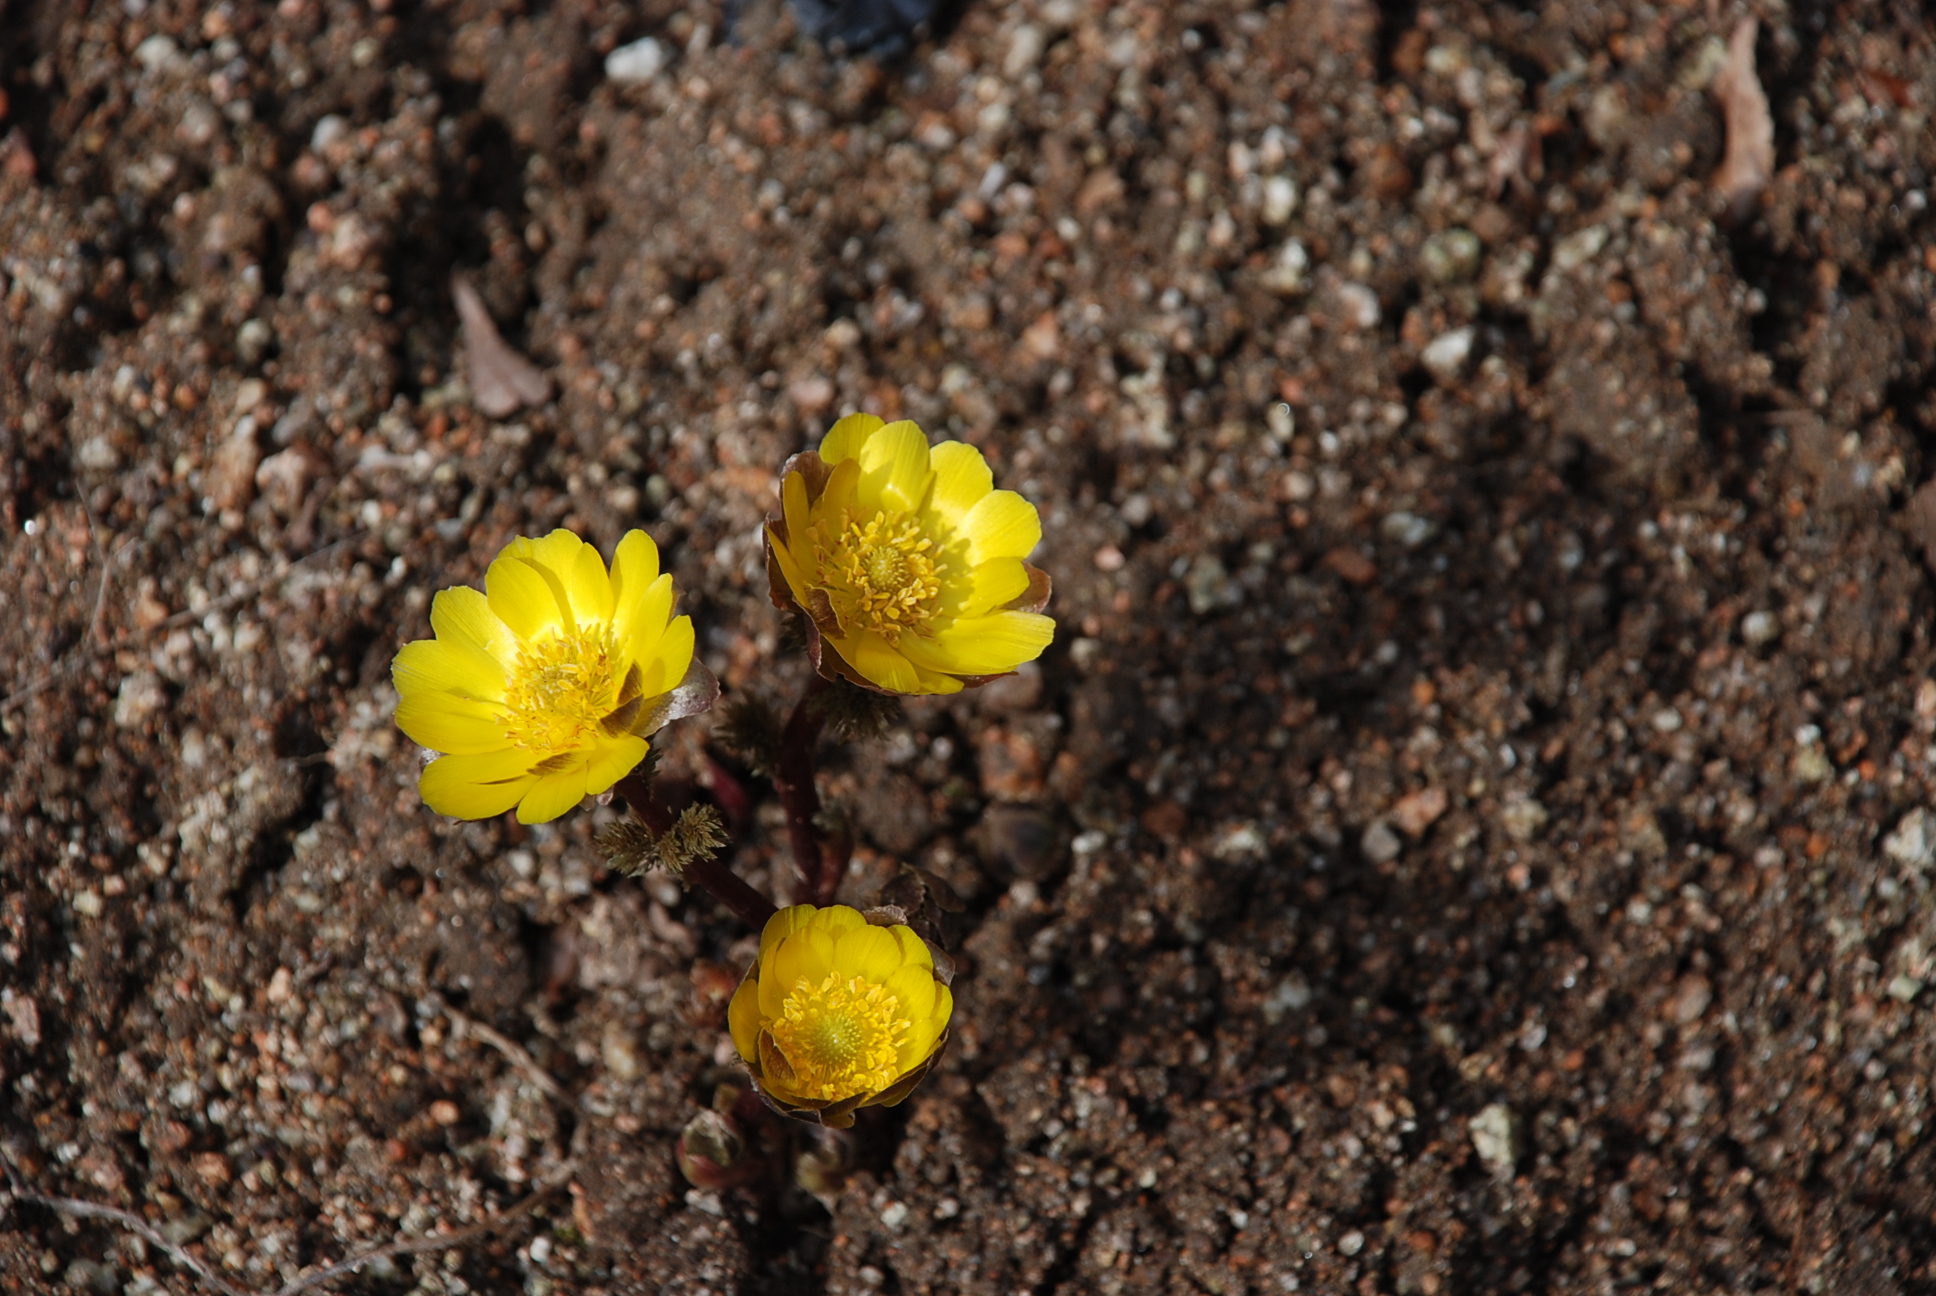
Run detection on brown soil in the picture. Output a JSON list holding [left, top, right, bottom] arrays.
[[6, 1, 1936, 1293]]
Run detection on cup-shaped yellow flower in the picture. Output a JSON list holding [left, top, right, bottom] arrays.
[[728, 903, 953, 1127], [391, 529, 717, 825], [764, 414, 1054, 695]]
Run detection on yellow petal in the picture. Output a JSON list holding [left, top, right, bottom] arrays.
[[905, 611, 1055, 677], [728, 975, 763, 1062], [584, 734, 649, 795], [767, 524, 817, 610], [792, 927, 839, 982], [782, 468, 811, 548], [430, 586, 517, 663], [819, 455, 862, 516], [486, 552, 566, 640], [835, 632, 930, 695], [929, 981, 954, 1032], [395, 693, 508, 755], [961, 489, 1042, 564], [502, 532, 589, 631], [516, 764, 590, 824], [891, 925, 934, 971], [764, 929, 836, 1016], [896, 1017, 941, 1072], [418, 748, 540, 820], [927, 440, 993, 526], [512, 529, 587, 577], [855, 420, 932, 513], [563, 538, 616, 627], [608, 530, 661, 607], [617, 572, 675, 665], [806, 905, 867, 940], [941, 557, 1031, 619], [392, 638, 507, 702], [834, 924, 903, 982], [819, 412, 885, 465], [761, 904, 820, 963], [637, 615, 694, 699], [884, 964, 938, 1022]]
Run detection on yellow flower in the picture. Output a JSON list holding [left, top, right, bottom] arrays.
[[728, 903, 953, 1126], [764, 414, 1054, 695], [391, 529, 716, 825]]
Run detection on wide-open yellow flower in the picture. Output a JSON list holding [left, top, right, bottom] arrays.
[[764, 414, 1054, 695], [728, 903, 952, 1126], [391, 529, 716, 824]]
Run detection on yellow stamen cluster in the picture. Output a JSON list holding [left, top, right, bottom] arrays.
[[502, 628, 620, 752], [769, 973, 912, 1103], [813, 511, 943, 645]]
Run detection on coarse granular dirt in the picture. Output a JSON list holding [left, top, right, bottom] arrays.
[[5, 0, 1936, 1293]]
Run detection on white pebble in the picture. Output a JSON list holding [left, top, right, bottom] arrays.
[[1361, 821, 1402, 864], [1469, 1103, 1516, 1174], [1262, 175, 1299, 225], [134, 34, 180, 73], [1420, 326, 1474, 380], [604, 35, 668, 84], [1336, 282, 1380, 330], [309, 114, 349, 154]]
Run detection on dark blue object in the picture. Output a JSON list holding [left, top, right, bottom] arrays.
[[791, 0, 952, 56]]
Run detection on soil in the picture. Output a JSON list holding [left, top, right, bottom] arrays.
[[5, 0, 1936, 1293]]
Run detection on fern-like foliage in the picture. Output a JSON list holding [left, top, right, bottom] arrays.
[[596, 805, 728, 877]]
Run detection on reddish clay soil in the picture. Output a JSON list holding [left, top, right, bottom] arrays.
[[6, 1, 1936, 1293]]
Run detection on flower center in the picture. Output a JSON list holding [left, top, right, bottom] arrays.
[[813, 510, 944, 644], [503, 627, 619, 751], [769, 973, 911, 1103]]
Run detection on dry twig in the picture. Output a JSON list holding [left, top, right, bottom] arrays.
[[4, 1163, 250, 1296], [443, 1002, 568, 1103], [3, 1158, 572, 1296], [0, 531, 366, 714]]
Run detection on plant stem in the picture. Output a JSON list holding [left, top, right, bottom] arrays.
[[774, 674, 850, 905], [613, 772, 776, 930]]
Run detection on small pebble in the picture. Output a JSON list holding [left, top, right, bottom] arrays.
[[1663, 975, 1713, 1025], [1420, 228, 1482, 283], [1381, 510, 1435, 548], [1740, 610, 1778, 646], [1469, 1103, 1516, 1174], [1361, 821, 1402, 864], [1336, 282, 1381, 329], [1390, 786, 1448, 837], [1261, 175, 1299, 225], [1500, 797, 1548, 842], [605, 35, 669, 84], [1261, 239, 1309, 294], [1884, 810, 1933, 870], [1420, 326, 1474, 380], [1550, 224, 1609, 272]]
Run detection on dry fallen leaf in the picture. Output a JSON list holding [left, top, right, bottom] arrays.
[[1711, 18, 1773, 222], [453, 272, 552, 419]]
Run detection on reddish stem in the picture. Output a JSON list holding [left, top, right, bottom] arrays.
[[613, 772, 776, 930], [774, 675, 850, 905]]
